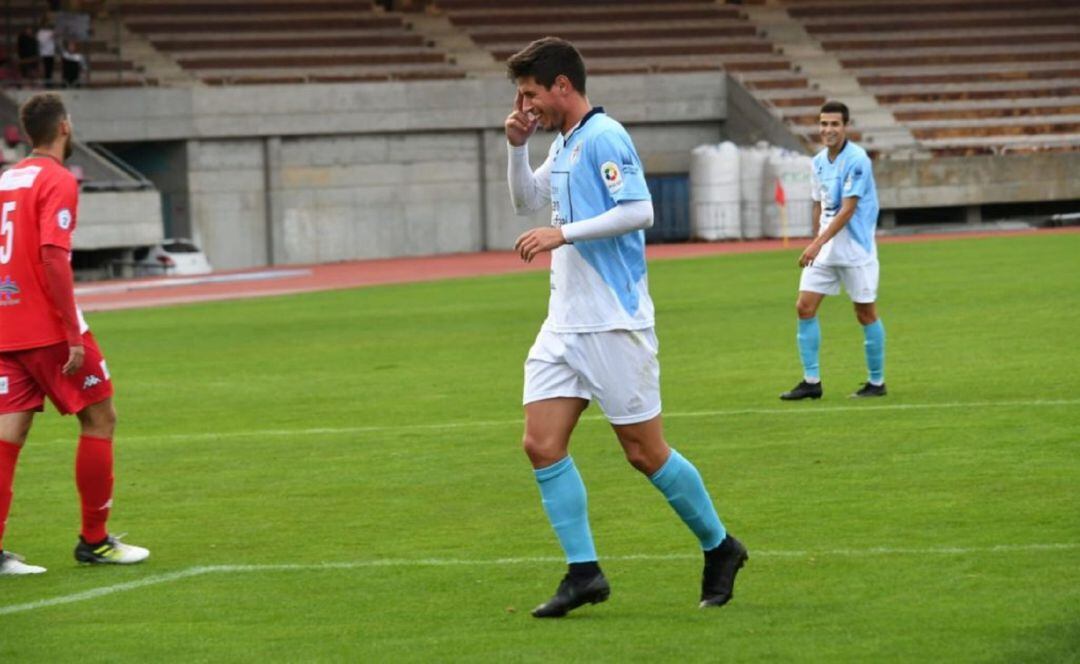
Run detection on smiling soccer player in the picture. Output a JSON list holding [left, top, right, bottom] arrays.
[[505, 37, 747, 617], [781, 100, 886, 401]]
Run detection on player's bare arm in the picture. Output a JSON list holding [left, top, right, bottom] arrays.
[[799, 196, 859, 267]]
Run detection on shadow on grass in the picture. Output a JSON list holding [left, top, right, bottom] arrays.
[[992, 621, 1080, 663]]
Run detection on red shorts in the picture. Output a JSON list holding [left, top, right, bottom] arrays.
[[0, 332, 114, 416]]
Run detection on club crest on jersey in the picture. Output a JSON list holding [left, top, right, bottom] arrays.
[[0, 275, 19, 304], [58, 208, 72, 230], [570, 142, 583, 165], [601, 161, 623, 194]]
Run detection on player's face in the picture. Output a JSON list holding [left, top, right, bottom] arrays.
[[516, 76, 562, 132], [819, 112, 846, 149]]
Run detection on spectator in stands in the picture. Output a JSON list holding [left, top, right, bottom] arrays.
[[17, 26, 40, 85], [37, 19, 57, 87], [60, 39, 87, 87], [781, 100, 886, 401]]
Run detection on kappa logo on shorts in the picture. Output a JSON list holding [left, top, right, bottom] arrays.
[[82, 374, 102, 390], [0, 376, 8, 395]]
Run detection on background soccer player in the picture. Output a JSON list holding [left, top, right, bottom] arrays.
[[781, 100, 885, 401], [505, 38, 746, 618], [0, 92, 148, 575]]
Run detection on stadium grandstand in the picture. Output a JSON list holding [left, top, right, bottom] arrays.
[[0, 0, 1076, 274]]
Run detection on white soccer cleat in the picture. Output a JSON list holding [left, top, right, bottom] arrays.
[[74, 534, 150, 565], [0, 550, 47, 575]]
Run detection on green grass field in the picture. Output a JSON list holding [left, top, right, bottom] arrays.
[[1, 233, 1077, 662]]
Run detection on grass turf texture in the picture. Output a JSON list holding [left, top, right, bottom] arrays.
[[1, 232, 1077, 662]]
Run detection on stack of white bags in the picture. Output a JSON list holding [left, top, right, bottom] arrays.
[[690, 141, 815, 241]]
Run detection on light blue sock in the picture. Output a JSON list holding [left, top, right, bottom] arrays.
[[863, 319, 886, 384], [534, 456, 597, 564], [797, 316, 821, 381], [649, 449, 726, 551]]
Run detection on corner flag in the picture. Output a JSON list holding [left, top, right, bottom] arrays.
[[775, 179, 789, 247]]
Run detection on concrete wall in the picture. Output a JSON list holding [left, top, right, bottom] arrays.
[[28, 74, 726, 143], [78, 190, 163, 249], [186, 139, 269, 270], [876, 151, 1080, 209], [34, 73, 725, 269], [274, 132, 482, 264]]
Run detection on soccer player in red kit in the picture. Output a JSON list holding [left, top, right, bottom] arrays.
[[0, 92, 148, 575]]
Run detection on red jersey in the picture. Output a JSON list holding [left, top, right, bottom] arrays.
[[0, 156, 85, 352]]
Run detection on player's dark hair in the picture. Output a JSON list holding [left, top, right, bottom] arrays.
[[820, 100, 849, 124], [20, 92, 67, 148], [506, 37, 587, 94]]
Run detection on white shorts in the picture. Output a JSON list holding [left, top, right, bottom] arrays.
[[799, 258, 879, 303], [523, 328, 662, 425]]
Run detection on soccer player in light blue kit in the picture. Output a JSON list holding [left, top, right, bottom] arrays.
[[505, 38, 746, 618], [781, 100, 886, 400]]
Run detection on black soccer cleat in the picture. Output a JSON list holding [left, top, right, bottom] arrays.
[[851, 382, 887, 398], [531, 570, 611, 618], [780, 380, 823, 401], [700, 534, 748, 608], [74, 534, 150, 565]]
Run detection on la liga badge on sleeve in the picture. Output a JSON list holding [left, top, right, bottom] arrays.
[[600, 161, 623, 194]]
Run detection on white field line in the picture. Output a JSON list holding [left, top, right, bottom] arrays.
[[74, 269, 312, 296], [66, 398, 1080, 445], [1, 542, 1076, 617]]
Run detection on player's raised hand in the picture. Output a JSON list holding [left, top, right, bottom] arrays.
[[62, 345, 85, 375], [505, 91, 538, 147], [515, 226, 566, 263]]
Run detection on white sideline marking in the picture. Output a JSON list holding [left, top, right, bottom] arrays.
[[74, 269, 312, 296], [1, 543, 1076, 616], [76, 398, 1080, 444]]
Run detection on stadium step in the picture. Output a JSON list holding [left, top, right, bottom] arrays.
[[93, 15, 195, 87], [742, 3, 922, 154], [401, 11, 503, 76], [115, 1, 467, 84]]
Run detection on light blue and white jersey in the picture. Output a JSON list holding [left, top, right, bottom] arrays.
[[543, 107, 654, 332], [810, 140, 879, 267]]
